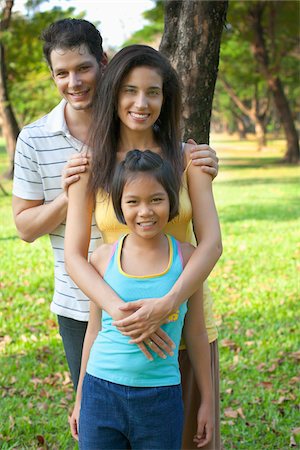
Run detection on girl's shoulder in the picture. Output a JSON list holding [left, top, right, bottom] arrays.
[[178, 240, 196, 267], [90, 242, 115, 276], [182, 142, 194, 170]]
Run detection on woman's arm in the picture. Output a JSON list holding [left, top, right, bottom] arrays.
[[64, 176, 175, 357], [114, 144, 222, 340], [69, 301, 101, 440], [64, 171, 126, 319]]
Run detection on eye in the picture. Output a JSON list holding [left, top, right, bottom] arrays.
[[152, 197, 163, 203], [79, 65, 91, 72], [148, 89, 161, 97], [126, 199, 137, 204], [123, 87, 136, 94], [55, 71, 67, 78]]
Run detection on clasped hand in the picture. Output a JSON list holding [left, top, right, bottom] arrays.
[[113, 297, 176, 361]]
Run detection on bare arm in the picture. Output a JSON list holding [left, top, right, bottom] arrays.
[[69, 301, 101, 440], [12, 194, 68, 242], [114, 144, 222, 340], [64, 172, 126, 319], [183, 288, 213, 448]]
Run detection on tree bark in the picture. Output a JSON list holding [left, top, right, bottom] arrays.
[[0, 0, 20, 178], [159, 0, 228, 144], [249, 2, 299, 163]]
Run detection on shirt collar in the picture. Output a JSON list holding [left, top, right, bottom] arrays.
[[46, 99, 69, 135]]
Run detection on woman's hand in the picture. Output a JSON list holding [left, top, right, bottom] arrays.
[[113, 296, 176, 342], [69, 401, 81, 441], [193, 402, 213, 448], [61, 151, 89, 193], [188, 139, 219, 179]]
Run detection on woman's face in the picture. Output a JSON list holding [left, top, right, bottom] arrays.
[[117, 66, 163, 132]]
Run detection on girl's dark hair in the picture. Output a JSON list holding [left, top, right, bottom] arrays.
[[89, 44, 183, 194], [41, 19, 104, 68], [112, 149, 180, 224]]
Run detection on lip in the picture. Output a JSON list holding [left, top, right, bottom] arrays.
[[68, 89, 89, 98], [129, 112, 150, 121], [137, 221, 157, 229]]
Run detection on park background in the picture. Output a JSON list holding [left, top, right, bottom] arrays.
[[0, 0, 299, 448]]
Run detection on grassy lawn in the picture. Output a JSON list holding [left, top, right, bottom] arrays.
[[0, 136, 299, 449]]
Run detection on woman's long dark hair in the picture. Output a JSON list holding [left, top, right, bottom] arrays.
[[89, 44, 183, 194]]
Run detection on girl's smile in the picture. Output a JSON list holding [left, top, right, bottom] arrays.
[[121, 172, 170, 239]]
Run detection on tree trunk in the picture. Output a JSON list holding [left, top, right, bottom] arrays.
[[249, 2, 299, 163], [159, 0, 228, 144], [0, 0, 20, 178]]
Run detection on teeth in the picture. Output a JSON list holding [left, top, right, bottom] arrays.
[[139, 222, 154, 227], [130, 112, 149, 119]]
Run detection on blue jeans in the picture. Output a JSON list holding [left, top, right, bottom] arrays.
[[79, 373, 184, 450]]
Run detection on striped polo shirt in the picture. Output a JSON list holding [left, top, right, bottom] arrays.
[[13, 99, 102, 321]]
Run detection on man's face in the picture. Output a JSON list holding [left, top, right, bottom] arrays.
[[50, 44, 102, 111]]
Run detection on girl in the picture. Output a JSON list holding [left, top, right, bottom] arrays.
[[71, 149, 213, 449], [65, 45, 222, 449]]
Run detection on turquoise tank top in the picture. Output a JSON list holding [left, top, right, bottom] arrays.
[[86, 234, 188, 387]]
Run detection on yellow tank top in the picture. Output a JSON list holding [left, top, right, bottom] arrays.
[[95, 163, 218, 343]]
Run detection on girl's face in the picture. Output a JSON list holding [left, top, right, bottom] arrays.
[[121, 172, 170, 239], [117, 66, 163, 132]]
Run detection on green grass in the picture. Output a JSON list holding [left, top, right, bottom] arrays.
[[1, 136, 299, 449]]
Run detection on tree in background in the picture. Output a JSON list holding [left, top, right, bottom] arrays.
[[0, 0, 82, 177], [225, 0, 300, 163], [159, 0, 228, 144], [0, 0, 19, 177]]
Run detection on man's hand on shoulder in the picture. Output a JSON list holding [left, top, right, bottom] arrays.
[[61, 151, 89, 193], [187, 139, 219, 179]]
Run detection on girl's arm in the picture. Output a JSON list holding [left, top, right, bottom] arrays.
[[69, 301, 101, 440], [114, 144, 222, 341], [183, 287, 213, 448]]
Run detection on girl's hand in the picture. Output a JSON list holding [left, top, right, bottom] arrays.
[[113, 297, 175, 342], [188, 139, 219, 179], [69, 402, 81, 441], [193, 402, 213, 448], [61, 151, 89, 193], [139, 328, 176, 361]]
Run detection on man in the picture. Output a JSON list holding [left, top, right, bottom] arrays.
[[12, 18, 219, 390]]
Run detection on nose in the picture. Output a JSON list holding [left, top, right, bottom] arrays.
[[138, 203, 153, 217], [68, 72, 82, 89], [134, 92, 148, 109]]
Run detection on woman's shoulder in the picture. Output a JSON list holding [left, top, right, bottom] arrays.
[[181, 142, 195, 170]]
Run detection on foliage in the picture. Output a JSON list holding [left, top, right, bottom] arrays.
[[213, 1, 300, 136], [0, 136, 299, 449], [3, 6, 83, 126], [124, 0, 163, 45]]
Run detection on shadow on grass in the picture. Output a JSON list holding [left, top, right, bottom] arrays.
[[220, 200, 299, 223], [219, 157, 296, 171], [0, 235, 19, 241], [218, 176, 299, 186]]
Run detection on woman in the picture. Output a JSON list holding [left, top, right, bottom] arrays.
[[65, 44, 222, 449]]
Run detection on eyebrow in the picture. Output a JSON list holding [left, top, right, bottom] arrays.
[[123, 191, 167, 198], [53, 61, 93, 73]]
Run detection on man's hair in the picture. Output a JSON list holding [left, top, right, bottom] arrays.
[[112, 149, 180, 224], [41, 18, 104, 68]]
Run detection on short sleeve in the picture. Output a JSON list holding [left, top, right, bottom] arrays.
[[13, 128, 44, 200]]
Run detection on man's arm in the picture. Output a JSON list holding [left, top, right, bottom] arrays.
[[12, 194, 68, 242]]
